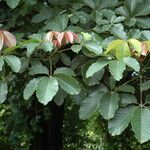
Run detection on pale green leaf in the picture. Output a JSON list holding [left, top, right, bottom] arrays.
[[123, 57, 140, 72], [4, 55, 21, 73], [36, 77, 58, 105], [0, 82, 8, 104], [23, 78, 40, 100]]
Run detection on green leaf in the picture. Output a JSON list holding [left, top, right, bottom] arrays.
[[55, 73, 81, 95], [4, 55, 21, 73], [79, 84, 107, 120], [141, 80, 150, 91], [108, 105, 136, 136], [131, 107, 150, 143], [29, 64, 49, 75], [0, 56, 4, 71], [70, 87, 87, 105], [54, 88, 67, 106], [0, 82, 8, 104], [145, 94, 150, 104], [84, 41, 103, 55], [82, 61, 104, 86], [109, 60, 126, 81], [23, 78, 40, 100], [36, 77, 59, 105], [99, 92, 120, 120], [123, 57, 140, 72], [71, 44, 82, 53], [125, 0, 138, 15], [117, 84, 135, 94], [5, 0, 21, 9], [59, 53, 71, 66], [111, 27, 128, 40], [134, 0, 150, 16], [25, 42, 39, 57], [120, 94, 137, 107], [136, 18, 150, 29], [54, 67, 75, 76], [40, 41, 53, 52], [86, 58, 109, 78]]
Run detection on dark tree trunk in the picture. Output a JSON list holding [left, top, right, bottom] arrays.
[[30, 101, 65, 150]]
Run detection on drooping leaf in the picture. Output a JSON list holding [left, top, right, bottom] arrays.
[[108, 105, 136, 136], [36, 76, 59, 105], [99, 92, 120, 120], [4, 55, 21, 73]]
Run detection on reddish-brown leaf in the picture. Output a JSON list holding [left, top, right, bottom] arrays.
[[2, 30, 16, 48], [141, 43, 148, 56], [45, 31, 54, 42], [65, 31, 74, 43], [0, 31, 4, 51], [57, 32, 64, 47], [73, 33, 80, 42]]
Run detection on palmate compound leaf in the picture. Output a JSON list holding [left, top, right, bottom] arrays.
[[0, 82, 8, 104], [109, 59, 126, 81], [108, 105, 136, 136], [131, 107, 150, 143], [99, 92, 120, 120], [55, 73, 81, 95], [36, 76, 59, 105], [4, 55, 21, 73], [79, 84, 108, 120]]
